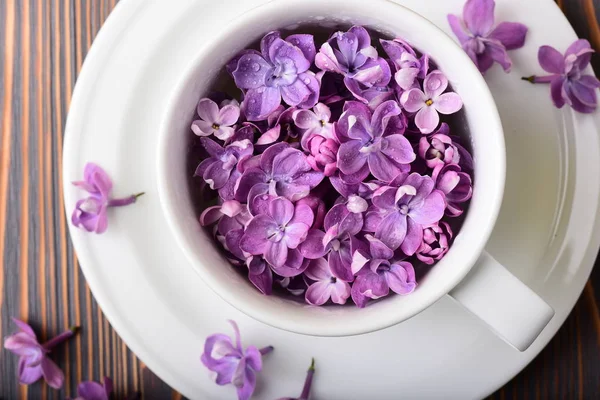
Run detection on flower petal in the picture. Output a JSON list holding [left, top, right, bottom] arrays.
[[41, 357, 64, 389], [447, 14, 470, 45], [409, 190, 446, 225], [485, 40, 512, 72], [386, 262, 417, 295], [415, 106, 440, 134], [375, 212, 407, 250], [286, 34, 317, 63], [338, 140, 368, 175], [366, 235, 394, 259], [537, 45, 564, 74], [463, 0, 495, 36], [400, 217, 423, 256], [305, 281, 333, 306], [243, 87, 282, 121], [423, 70, 448, 99], [265, 239, 288, 268], [550, 77, 567, 108], [400, 88, 426, 112], [434, 92, 463, 114], [329, 247, 354, 282], [269, 197, 295, 226], [240, 215, 275, 255], [368, 151, 404, 183], [236, 366, 257, 400], [18, 358, 43, 385], [488, 22, 528, 50], [299, 229, 328, 259], [248, 259, 273, 295], [281, 78, 312, 107], [11, 318, 37, 338], [218, 105, 241, 126], [232, 54, 271, 90], [381, 134, 416, 164], [77, 380, 109, 400], [197, 98, 220, 123]]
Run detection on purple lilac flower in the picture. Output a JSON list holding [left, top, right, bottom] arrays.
[[304, 258, 352, 305], [418, 133, 461, 169], [380, 38, 429, 91], [315, 26, 391, 90], [201, 320, 273, 400], [200, 200, 252, 260], [71, 163, 143, 234], [400, 70, 463, 134], [365, 173, 446, 254], [3, 318, 77, 389], [232, 32, 319, 121], [70, 377, 113, 400], [240, 197, 313, 268], [235, 142, 324, 203], [447, 0, 528, 74], [196, 138, 254, 201], [335, 100, 415, 182], [255, 105, 300, 145], [350, 235, 416, 307], [299, 196, 367, 281], [432, 163, 473, 216], [191, 98, 241, 141], [416, 222, 453, 265], [523, 39, 600, 113], [295, 103, 340, 176], [277, 359, 315, 400]]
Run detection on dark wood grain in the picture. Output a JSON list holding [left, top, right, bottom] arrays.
[[0, 0, 599, 399]]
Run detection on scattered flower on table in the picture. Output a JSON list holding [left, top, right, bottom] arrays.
[[277, 358, 316, 400], [201, 320, 273, 400], [522, 39, 600, 113], [70, 377, 113, 400], [3, 318, 78, 389], [71, 163, 144, 234], [447, 0, 528, 74]]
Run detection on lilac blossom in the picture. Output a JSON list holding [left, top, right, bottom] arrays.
[[71, 377, 113, 400], [277, 359, 315, 400], [196, 138, 254, 200], [315, 26, 391, 89], [255, 105, 300, 145], [433, 163, 473, 216], [201, 320, 273, 400], [235, 143, 324, 203], [365, 173, 446, 254], [400, 70, 463, 134], [71, 163, 143, 234], [191, 98, 241, 141], [380, 38, 429, 91], [3, 318, 77, 389], [304, 258, 351, 305], [350, 235, 417, 307], [240, 197, 313, 268], [295, 103, 340, 176], [232, 32, 319, 121], [418, 133, 461, 169], [447, 0, 528, 74], [336, 100, 415, 182], [416, 222, 453, 265], [523, 39, 600, 113], [200, 200, 252, 260]]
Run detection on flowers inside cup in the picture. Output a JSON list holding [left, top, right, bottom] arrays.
[[190, 26, 474, 308]]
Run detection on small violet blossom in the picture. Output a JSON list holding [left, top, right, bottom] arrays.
[[304, 258, 352, 305], [232, 31, 319, 121], [200, 200, 252, 260], [365, 173, 446, 254], [191, 98, 241, 141], [277, 359, 315, 400], [433, 163, 473, 216], [235, 142, 324, 203], [416, 222, 453, 265], [400, 70, 463, 134], [336, 100, 415, 183], [3, 318, 77, 389], [240, 197, 313, 268], [316, 26, 391, 90], [70, 377, 113, 400], [523, 39, 600, 113], [350, 235, 417, 308], [195, 138, 253, 200], [418, 133, 461, 169], [71, 163, 143, 234], [380, 38, 429, 91], [295, 103, 339, 176], [447, 0, 528, 74], [201, 320, 273, 400]]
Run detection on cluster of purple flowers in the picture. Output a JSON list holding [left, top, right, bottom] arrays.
[[195, 26, 473, 308]]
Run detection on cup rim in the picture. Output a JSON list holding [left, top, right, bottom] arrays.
[[156, 0, 506, 336]]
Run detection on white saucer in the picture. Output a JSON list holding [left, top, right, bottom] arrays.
[[63, 0, 600, 398]]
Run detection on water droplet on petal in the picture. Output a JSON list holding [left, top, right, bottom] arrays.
[[252, 63, 261, 72], [304, 78, 310, 84]]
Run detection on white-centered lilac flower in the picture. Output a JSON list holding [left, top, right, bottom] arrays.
[[350, 235, 417, 308], [201, 320, 273, 400], [315, 25, 391, 90], [432, 163, 473, 216], [381, 38, 429, 91], [232, 31, 319, 121], [295, 103, 340, 176], [299, 197, 367, 281], [400, 70, 463, 134], [196, 138, 254, 201], [523, 39, 600, 114], [336, 100, 415, 183], [71, 163, 143, 234], [70, 377, 113, 400], [277, 359, 315, 400], [240, 197, 313, 268], [3, 318, 77, 389], [191, 98, 241, 141], [235, 142, 324, 203], [415, 222, 453, 265], [365, 173, 446, 254], [447, 0, 528, 74], [304, 258, 352, 305]]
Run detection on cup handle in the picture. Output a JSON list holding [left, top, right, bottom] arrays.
[[448, 251, 554, 351]]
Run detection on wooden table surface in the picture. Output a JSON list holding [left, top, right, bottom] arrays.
[[0, 0, 599, 399]]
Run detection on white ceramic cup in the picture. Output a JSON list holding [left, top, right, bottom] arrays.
[[157, 0, 554, 351]]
